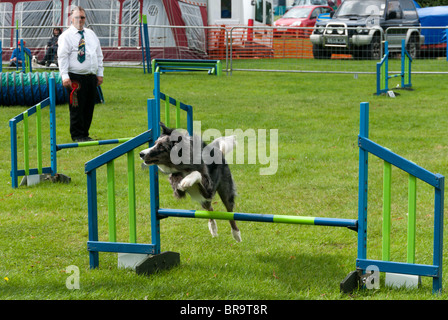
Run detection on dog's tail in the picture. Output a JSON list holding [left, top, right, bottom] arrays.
[[210, 135, 237, 155]]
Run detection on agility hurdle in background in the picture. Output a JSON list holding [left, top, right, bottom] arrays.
[[152, 58, 222, 76], [85, 72, 444, 294], [9, 77, 128, 188], [376, 40, 412, 95]]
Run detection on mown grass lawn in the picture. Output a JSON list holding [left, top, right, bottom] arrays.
[[1, 64, 448, 302]]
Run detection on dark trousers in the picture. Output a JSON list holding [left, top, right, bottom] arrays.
[[43, 46, 57, 63], [67, 73, 98, 140]]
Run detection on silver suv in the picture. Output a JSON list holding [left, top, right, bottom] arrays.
[[310, 0, 424, 59]]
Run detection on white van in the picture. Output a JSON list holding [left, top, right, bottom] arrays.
[[208, 0, 274, 26]]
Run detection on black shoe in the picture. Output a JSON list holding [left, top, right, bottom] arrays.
[[73, 136, 95, 142], [73, 137, 88, 142]]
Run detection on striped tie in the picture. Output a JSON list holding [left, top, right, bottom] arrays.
[[78, 30, 85, 63]]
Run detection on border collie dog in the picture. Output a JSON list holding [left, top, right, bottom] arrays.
[[139, 123, 241, 242]]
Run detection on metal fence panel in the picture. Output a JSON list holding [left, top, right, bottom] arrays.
[[2, 24, 447, 74]]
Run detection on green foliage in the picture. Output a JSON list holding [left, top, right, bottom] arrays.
[[416, 0, 448, 7]]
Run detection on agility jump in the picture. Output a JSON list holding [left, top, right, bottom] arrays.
[[152, 58, 222, 76], [9, 77, 127, 188], [84, 72, 444, 294], [376, 40, 412, 95]]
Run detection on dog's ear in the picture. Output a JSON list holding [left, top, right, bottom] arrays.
[[160, 122, 174, 135]]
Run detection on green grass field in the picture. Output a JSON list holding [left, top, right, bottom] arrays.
[[1, 64, 448, 302]]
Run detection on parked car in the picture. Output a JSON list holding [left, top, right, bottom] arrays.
[[286, 0, 341, 11], [310, 0, 424, 59], [274, 5, 334, 37]]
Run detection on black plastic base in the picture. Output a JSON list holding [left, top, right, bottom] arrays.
[[135, 251, 180, 276], [340, 270, 361, 293]]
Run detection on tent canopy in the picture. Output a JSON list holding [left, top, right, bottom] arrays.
[[0, 0, 209, 60]]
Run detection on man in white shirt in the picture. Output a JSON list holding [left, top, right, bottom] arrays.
[[58, 6, 104, 142]]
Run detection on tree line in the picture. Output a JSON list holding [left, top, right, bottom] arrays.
[[416, 0, 448, 7]]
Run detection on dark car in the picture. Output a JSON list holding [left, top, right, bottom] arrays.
[[310, 0, 424, 59]]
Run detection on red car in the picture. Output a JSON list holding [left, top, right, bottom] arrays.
[[274, 5, 334, 37]]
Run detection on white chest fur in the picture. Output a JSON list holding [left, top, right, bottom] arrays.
[[157, 164, 180, 174]]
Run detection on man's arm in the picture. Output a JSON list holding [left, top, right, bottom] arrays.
[[95, 33, 104, 86], [10, 49, 17, 62], [57, 33, 72, 88], [96, 34, 104, 80]]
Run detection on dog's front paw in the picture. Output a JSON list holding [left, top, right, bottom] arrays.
[[178, 171, 202, 191]]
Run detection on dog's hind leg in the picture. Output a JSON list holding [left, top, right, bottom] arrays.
[[202, 201, 218, 238], [217, 183, 241, 242], [208, 220, 218, 238], [229, 220, 241, 242]]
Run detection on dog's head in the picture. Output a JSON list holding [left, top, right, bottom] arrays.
[[139, 122, 188, 170]]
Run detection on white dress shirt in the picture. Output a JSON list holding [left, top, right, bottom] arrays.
[[57, 25, 104, 81]]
